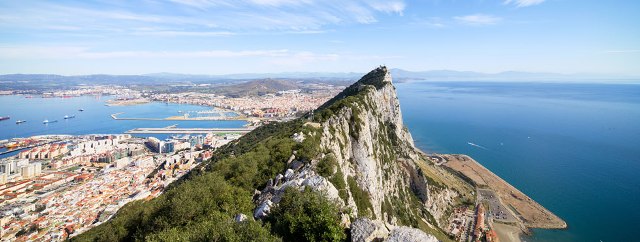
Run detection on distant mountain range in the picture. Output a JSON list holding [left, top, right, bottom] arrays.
[[1, 69, 638, 88]]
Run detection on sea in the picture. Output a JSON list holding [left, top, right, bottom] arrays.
[[0, 95, 246, 158], [396, 81, 640, 242], [1, 81, 639, 241]]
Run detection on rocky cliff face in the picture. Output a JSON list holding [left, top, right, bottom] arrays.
[[254, 66, 473, 241], [313, 67, 472, 237]]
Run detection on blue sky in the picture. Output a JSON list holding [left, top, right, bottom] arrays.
[[0, 0, 638, 75]]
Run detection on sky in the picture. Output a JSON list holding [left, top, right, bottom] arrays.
[[0, 0, 638, 76]]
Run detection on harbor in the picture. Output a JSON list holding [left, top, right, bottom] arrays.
[[125, 127, 254, 134], [111, 112, 247, 121]]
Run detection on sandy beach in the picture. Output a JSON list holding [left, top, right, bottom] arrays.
[[493, 223, 523, 242]]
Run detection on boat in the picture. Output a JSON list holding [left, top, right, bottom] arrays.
[[79, 109, 84, 112], [43, 119, 58, 124], [5, 142, 18, 149], [64, 115, 76, 119], [16, 120, 26, 124], [0, 116, 9, 121]]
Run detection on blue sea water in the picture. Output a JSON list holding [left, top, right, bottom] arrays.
[[0, 95, 246, 157], [1, 83, 638, 241], [396, 81, 640, 242]]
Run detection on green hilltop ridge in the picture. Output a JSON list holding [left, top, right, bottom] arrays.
[[74, 66, 475, 242]]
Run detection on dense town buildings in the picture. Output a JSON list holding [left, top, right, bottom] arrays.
[[0, 132, 238, 241]]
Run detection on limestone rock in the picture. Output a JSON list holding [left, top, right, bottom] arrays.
[[350, 218, 389, 242], [386, 227, 439, 242], [234, 213, 248, 222], [254, 200, 273, 219]]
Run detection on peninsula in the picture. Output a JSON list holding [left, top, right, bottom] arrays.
[[73, 67, 565, 242]]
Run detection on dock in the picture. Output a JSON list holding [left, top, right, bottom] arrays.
[[125, 127, 254, 134], [111, 112, 247, 121]]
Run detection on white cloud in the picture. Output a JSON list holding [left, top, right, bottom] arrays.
[[454, 14, 502, 25], [369, 1, 406, 16], [162, 0, 405, 28], [0, 0, 406, 35], [0, 46, 294, 59], [503, 0, 545, 7]]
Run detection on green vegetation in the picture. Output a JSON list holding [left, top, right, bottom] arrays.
[[317, 154, 337, 177], [211, 136, 295, 191], [74, 173, 278, 241], [295, 125, 321, 162], [347, 176, 374, 219], [266, 187, 347, 242], [329, 167, 348, 203]]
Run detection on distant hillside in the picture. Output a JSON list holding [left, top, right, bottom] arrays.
[[2, 69, 635, 92], [210, 79, 300, 97]]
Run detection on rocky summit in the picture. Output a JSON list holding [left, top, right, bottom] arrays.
[[75, 67, 474, 242], [301, 66, 475, 240]]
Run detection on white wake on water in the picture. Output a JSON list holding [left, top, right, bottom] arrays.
[[467, 142, 489, 150]]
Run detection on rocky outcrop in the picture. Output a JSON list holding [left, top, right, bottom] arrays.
[[386, 227, 439, 242], [350, 218, 439, 242], [351, 218, 390, 242], [253, 66, 471, 239], [314, 67, 469, 234], [254, 161, 344, 219]]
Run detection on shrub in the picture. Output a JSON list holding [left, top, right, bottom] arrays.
[[317, 154, 337, 177], [347, 176, 374, 219], [267, 187, 347, 242]]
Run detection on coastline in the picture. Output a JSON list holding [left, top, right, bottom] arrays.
[[493, 223, 523, 242], [105, 98, 150, 106], [431, 153, 566, 241], [110, 112, 249, 121]]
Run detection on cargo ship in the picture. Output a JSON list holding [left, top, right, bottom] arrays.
[[0, 116, 9, 121], [43, 119, 58, 124], [64, 115, 76, 119]]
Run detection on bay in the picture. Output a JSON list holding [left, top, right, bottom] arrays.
[[0, 95, 246, 158]]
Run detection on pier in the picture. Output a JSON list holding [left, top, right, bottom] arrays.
[[111, 112, 165, 121], [125, 127, 254, 134], [111, 112, 247, 121]]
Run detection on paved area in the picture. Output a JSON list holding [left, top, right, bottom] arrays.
[[477, 188, 518, 223]]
